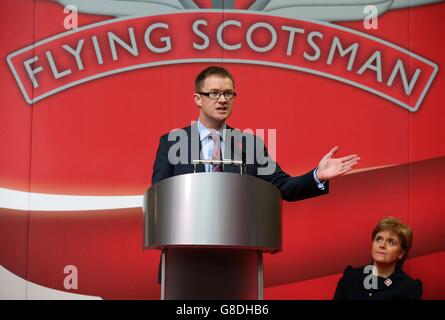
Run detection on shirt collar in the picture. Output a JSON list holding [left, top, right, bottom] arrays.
[[197, 119, 226, 142]]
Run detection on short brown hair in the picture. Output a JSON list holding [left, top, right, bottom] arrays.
[[195, 66, 235, 92], [372, 217, 413, 268]]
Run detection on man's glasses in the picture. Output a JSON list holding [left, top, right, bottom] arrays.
[[198, 91, 237, 100]]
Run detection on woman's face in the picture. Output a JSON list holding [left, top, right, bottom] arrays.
[[372, 230, 405, 266]]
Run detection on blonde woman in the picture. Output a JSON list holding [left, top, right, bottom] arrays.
[[334, 217, 422, 300]]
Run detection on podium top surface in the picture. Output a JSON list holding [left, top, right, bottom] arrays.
[[143, 172, 282, 252]]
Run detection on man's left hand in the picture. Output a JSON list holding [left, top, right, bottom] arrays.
[[316, 146, 360, 181]]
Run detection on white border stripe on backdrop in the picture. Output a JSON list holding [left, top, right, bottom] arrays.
[[0, 188, 143, 211]]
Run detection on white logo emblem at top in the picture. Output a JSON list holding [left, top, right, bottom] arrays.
[[54, 0, 444, 21]]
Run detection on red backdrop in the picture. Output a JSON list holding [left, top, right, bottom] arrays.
[[1, 0, 444, 299]]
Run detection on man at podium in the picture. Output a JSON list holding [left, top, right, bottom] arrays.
[[152, 66, 360, 201]]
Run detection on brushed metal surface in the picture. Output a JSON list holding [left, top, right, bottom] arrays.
[[143, 172, 282, 252]]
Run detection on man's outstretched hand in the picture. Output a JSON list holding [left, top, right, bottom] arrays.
[[316, 146, 360, 181]]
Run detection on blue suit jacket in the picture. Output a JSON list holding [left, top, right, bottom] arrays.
[[152, 123, 328, 201]]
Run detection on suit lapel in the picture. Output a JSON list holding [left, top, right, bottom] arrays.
[[187, 123, 205, 173]]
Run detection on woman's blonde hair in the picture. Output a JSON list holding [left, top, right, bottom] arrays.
[[372, 217, 413, 268]]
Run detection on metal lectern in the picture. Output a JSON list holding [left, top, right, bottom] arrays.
[[143, 172, 282, 300]]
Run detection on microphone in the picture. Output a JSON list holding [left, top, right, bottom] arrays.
[[192, 159, 245, 174]]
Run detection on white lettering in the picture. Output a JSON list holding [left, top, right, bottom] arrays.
[[91, 35, 104, 65], [387, 59, 421, 95], [62, 39, 85, 71], [23, 57, 43, 88], [217, 20, 242, 51], [108, 27, 139, 61], [192, 19, 210, 50], [326, 37, 359, 71], [63, 5, 78, 30], [363, 5, 378, 30], [246, 22, 277, 53], [46, 50, 72, 79], [357, 50, 382, 82], [144, 23, 172, 53], [304, 31, 323, 61], [281, 25, 305, 56], [63, 265, 78, 290]]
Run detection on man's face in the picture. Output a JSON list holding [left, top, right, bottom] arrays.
[[194, 75, 235, 129]]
